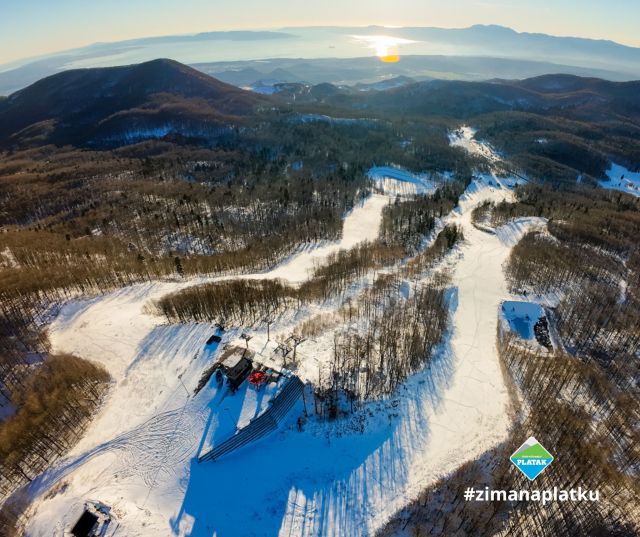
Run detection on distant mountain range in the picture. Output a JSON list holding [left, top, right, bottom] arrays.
[[2, 58, 639, 152], [1, 25, 638, 95], [197, 55, 634, 94], [362, 75, 640, 121]]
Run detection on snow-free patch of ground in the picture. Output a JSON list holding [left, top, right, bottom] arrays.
[[598, 162, 640, 197], [24, 170, 545, 537]]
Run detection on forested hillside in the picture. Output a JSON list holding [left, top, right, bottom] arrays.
[[0, 59, 638, 536], [379, 181, 640, 537]]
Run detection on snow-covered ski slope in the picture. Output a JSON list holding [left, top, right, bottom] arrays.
[[26, 193, 393, 536], [26, 151, 544, 536], [501, 301, 545, 340], [262, 194, 388, 283]]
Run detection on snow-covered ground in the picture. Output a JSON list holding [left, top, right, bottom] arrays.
[[448, 126, 502, 163], [24, 192, 392, 536], [0, 246, 19, 269], [501, 301, 545, 340], [367, 166, 437, 197], [0, 393, 16, 422], [457, 173, 527, 214], [23, 161, 545, 537], [262, 194, 388, 283], [493, 216, 547, 247], [598, 162, 640, 197]]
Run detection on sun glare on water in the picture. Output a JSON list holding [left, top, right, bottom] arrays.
[[352, 35, 417, 63]]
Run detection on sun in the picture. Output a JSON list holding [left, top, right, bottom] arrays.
[[351, 34, 416, 63]]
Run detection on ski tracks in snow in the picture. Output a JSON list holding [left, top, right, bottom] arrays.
[[25, 175, 548, 537]]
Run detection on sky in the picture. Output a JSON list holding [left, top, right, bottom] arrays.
[[1, 0, 639, 65]]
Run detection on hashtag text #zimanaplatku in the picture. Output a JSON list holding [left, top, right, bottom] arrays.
[[464, 486, 600, 506]]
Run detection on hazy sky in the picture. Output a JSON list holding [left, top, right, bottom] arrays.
[[2, 0, 639, 65]]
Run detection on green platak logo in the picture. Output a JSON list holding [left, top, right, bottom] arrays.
[[510, 436, 554, 481]]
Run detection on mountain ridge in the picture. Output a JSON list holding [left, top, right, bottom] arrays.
[[0, 58, 267, 147]]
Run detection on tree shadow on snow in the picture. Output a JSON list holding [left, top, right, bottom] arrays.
[[24, 323, 226, 504], [170, 293, 458, 537]]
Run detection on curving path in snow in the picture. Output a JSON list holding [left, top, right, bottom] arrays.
[[25, 175, 545, 537], [274, 178, 545, 537], [25, 193, 391, 536], [260, 194, 388, 283]]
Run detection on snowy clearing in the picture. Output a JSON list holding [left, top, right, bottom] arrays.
[[493, 216, 547, 247], [367, 166, 438, 197], [260, 194, 388, 283], [448, 126, 502, 163], [456, 173, 526, 214], [0, 246, 19, 269], [24, 169, 545, 537], [501, 301, 545, 340], [598, 162, 640, 197]]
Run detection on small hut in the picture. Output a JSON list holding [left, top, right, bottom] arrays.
[[69, 502, 111, 537], [71, 510, 98, 537], [220, 351, 252, 389]]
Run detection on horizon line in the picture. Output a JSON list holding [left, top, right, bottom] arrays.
[[2, 22, 639, 72]]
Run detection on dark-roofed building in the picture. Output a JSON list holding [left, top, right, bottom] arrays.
[[220, 351, 252, 389], [71, 510, 98, 537]]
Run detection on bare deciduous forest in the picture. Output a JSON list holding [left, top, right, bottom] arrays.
[[378, 333, 639, 537], [0, 356, 109, 498], [379, 187, 640, 537], [0, 113, 471, 506], [1, 58, 639, 536]]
